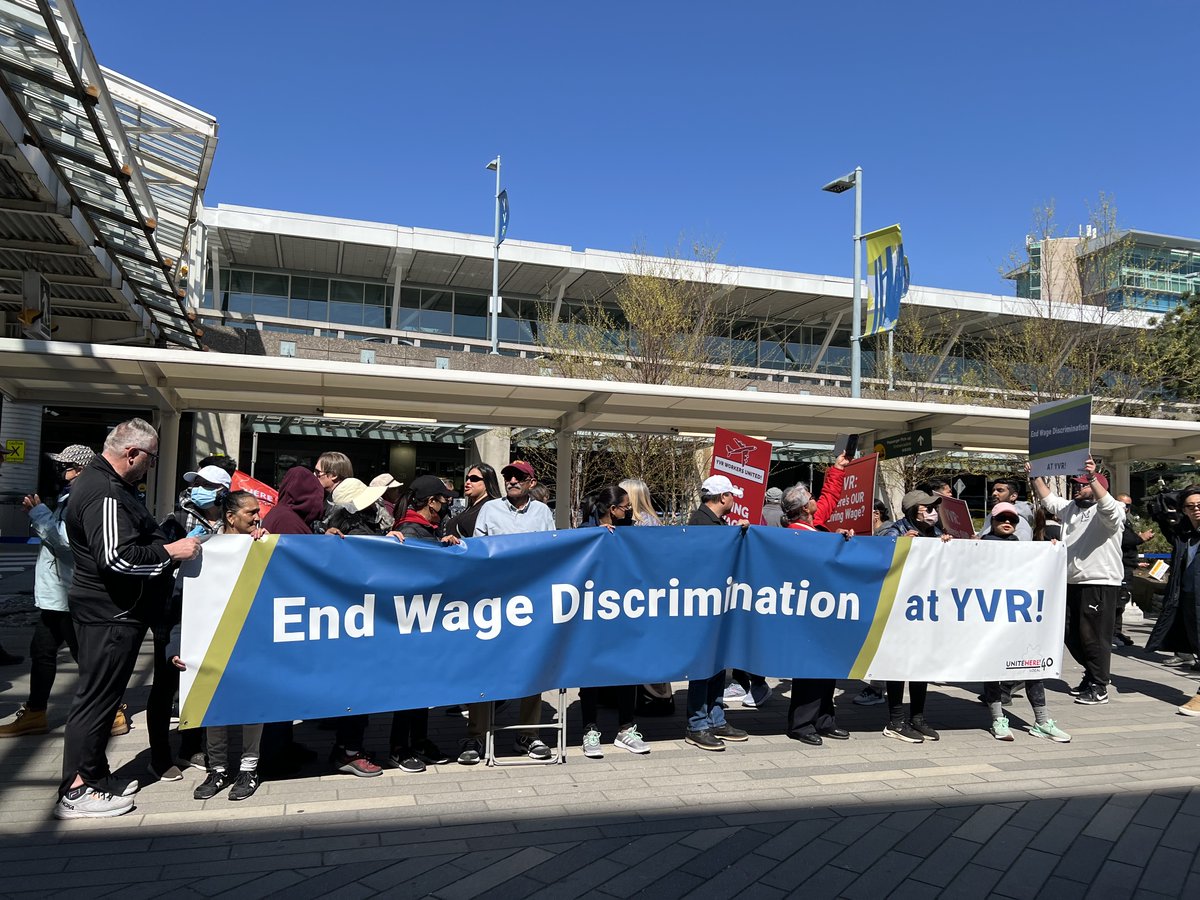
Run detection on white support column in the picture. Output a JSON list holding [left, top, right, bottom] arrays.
[[185, 216, 207, 312], [555, 430, 573, 529], [208, 241, 222, 312], [1109, 462, 1132, 498], [467, 428, 511, 476], [153, 410, 180, 519]]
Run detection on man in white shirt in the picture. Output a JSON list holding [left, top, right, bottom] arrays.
[[1031, 457, 1125, 706], [461, 461, 555, 763]]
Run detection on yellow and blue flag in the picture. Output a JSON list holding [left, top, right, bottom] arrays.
[[864, 224, 909, 337]]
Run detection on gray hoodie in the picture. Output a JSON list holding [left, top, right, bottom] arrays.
[[1040, 491, 1125, 585]]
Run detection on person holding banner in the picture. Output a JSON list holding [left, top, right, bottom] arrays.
[[780, 461, 853, 746], [877, 489, 950, 743], [180, 490, 269, 800], [683, 475, 750, 752], [444, 463, 501, 539], [55, 419, 201, 820], [576, 486, 650, 758], [981, 504, 1071, 743], [1146, 486, 1200, 717], [1030, 458, 1125, 706]]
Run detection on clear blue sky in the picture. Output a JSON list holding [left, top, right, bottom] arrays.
[[82, 1, 1199, 295]]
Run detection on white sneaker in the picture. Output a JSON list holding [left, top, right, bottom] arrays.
[[582, 728, 603, 759], [742, 683, 773, 708], [722, 683, 747, 704], [614, 726, 651, 754], [54, 787, 134, 819]]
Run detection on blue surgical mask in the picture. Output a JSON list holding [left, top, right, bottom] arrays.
[[189, 486, 221, 508]]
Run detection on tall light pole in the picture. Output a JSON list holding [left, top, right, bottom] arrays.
[[821, 166, 862, 398], [486, 156, 501, 355]]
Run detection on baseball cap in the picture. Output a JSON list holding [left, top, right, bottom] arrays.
[[901, 489, 940, 513], [47, 445, 95, 469], [991, 501, 1020, 519], [182, 465, 232, 490], [1072, 473, 1110, 490], [764, 487, 783, 504], [702, 475, 744, 498], [501, 461, 535, 481], [369, 473, 403, 490], [331, 477, 388, 513], [409, 474, 457, 500]]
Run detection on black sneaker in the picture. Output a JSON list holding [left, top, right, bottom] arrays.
[[1067, 678, 1090, 697], [228, 769, 260, 801], [389, 748, 426, 773], [1075, 686, 1109, 705], [514, 735, 552, 760], [883, 721, 924, 743], [412, 738, 450, 765], [910, 716, 940, 741], [193, 770, 230, 800], [458, 738, 483, 765], [685, 729, 725, 751], [710, 723, 749, 742]]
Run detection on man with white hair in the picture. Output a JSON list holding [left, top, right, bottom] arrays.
[[55, 419, 201, 819]]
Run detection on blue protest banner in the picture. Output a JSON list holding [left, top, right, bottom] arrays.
[[180, 527, 1066, 728]]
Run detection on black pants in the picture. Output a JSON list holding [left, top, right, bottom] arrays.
[[886, 681, 927, 723], [146, 623, 203, 770], [28, 610, 78, 711], [1065, 584, 1119, 686], [389, 709, 429, 750], [579, 685, 636, 731], [334, 715, 368, 752], [60, 622, 145, 794], [732, 669, 767, 691], [788, 678, 837, 737]]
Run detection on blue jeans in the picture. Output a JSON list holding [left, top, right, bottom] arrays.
[[686, 672, 727, 732]]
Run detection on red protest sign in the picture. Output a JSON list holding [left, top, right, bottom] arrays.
[[938, 496, 976, 538], [710, 427, 774, 525], [822, 453, 877, 535], [231, 471, 278, 517]]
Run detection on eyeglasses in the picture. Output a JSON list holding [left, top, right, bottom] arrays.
[[505, 476, 531, 485], [314, 468, 330, 478], [129, 447, 158, 467], [1183, 503, 1200, 511], [465, 475, 485, 483]]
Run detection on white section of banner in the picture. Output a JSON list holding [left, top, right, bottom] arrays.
[[865, 539, 1067, 682], [178, 536, 253, 712]]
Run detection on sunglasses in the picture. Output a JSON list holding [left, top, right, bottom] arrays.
[[129, 447, 158, 466], [465, 475, 485, 483], [994, 516, 1019, 524], [505, 477, 531, 485]]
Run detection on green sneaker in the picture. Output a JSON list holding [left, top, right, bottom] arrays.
[[1029, 719, 1071, 743], [990, 716, 1013, 741]]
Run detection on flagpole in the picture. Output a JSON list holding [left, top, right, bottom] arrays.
[[487, 155, 501, 355]]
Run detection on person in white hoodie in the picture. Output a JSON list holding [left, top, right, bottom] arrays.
[[1030, 457, 1125, 706]]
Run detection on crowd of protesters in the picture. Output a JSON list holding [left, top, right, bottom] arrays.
[[2, 417, 1199, 820]]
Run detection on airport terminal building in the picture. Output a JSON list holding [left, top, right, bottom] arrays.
[[0, 0, 1197, 534]]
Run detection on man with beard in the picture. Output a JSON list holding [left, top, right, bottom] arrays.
[[1031, 457, 1125, 706]]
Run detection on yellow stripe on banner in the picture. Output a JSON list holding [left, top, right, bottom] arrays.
[[179, 534, 278, 729], [849, 538, 913, 679]]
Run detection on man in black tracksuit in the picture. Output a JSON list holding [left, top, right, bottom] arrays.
[[55, 419, 200, 819]]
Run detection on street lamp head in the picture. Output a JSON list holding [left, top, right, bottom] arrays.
[[486, 158, 500, 171], [821, 171, 858, 194]]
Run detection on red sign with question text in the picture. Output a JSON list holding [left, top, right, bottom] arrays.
[[822, 453, 877, 535]]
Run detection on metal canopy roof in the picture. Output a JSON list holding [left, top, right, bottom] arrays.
[[0, 0, 216, 347], [1, 337, 1197, 465], [210, 205, 1156, 341]]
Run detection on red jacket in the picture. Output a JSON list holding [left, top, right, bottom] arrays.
[[812, 465, 845, 529]]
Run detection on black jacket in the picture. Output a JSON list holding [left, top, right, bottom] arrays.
[[687, 504, 725, 526], [65, 455, 176, 627], [1146, 526, 1200, 654], [444, 498, 489, 539]]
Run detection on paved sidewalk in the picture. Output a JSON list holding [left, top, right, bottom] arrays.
[[0, 618, 1198, 898]]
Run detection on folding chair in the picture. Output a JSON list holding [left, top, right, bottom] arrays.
[[483, 689, 568, 766]]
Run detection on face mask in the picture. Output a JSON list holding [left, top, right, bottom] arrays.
[[920, 507, 940, 526], [190, 486, 221, 508]]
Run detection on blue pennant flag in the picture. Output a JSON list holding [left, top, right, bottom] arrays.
[[498, 190, 509, 245]]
